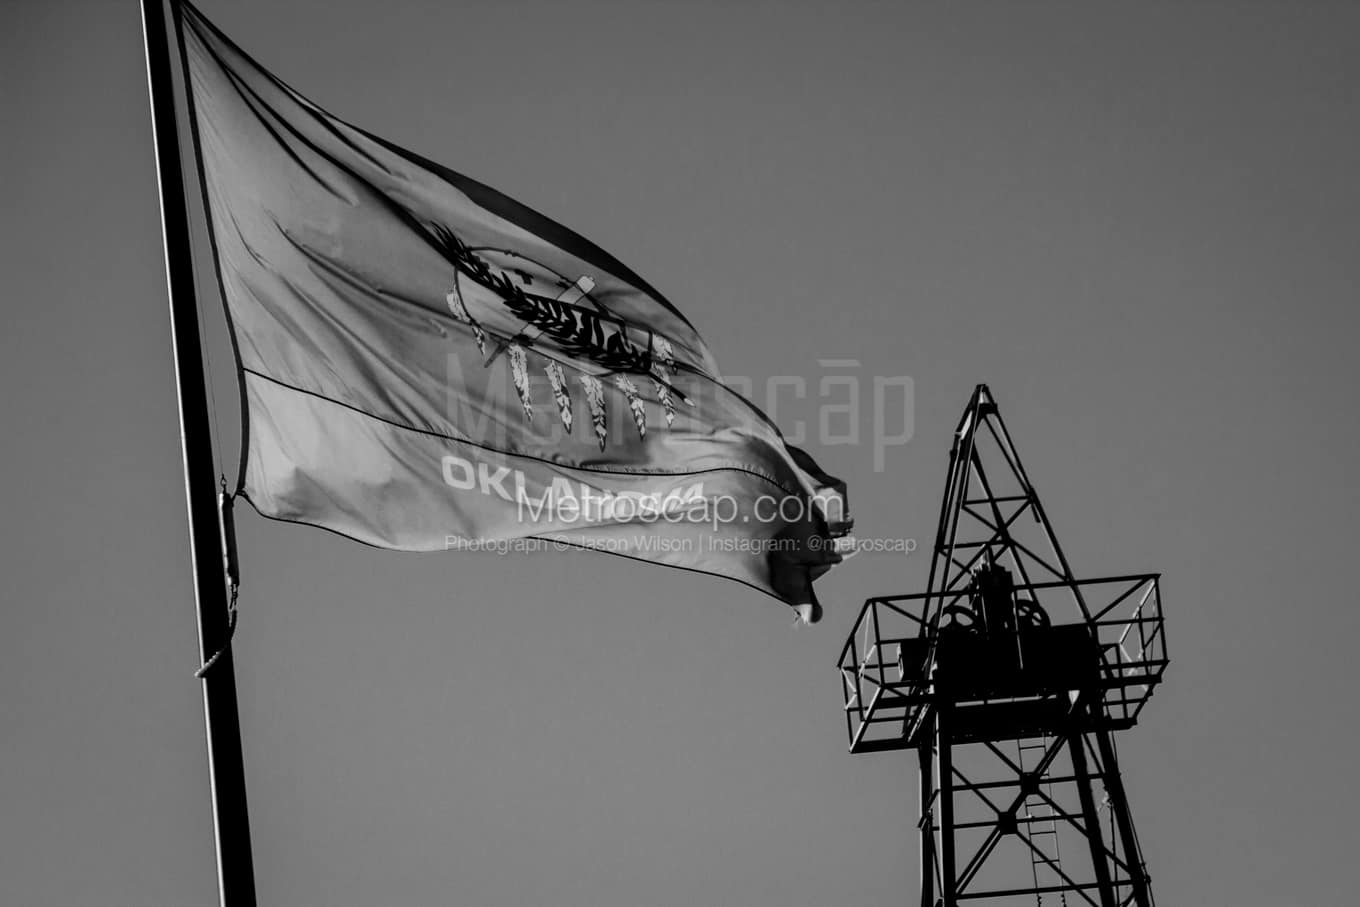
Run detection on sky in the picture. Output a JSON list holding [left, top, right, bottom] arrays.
[[3, 0, 1360, 904]]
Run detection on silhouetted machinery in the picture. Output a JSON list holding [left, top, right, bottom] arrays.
[[840, 386, 1169, 906]]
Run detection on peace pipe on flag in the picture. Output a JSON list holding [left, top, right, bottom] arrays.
[[178, 0, 852, 622]]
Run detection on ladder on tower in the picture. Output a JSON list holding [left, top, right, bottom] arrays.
[[1017, 736, 1067, 907]]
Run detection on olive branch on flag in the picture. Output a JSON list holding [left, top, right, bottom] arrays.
[[429, 222, 689, 448]]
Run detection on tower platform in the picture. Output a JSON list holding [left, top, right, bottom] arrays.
[[840, 574, 1167, 754]]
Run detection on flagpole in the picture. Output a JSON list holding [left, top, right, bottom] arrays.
[[141, 1, 258, 903]]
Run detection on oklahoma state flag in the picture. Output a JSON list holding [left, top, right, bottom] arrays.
[[178, 2, 851, 622]]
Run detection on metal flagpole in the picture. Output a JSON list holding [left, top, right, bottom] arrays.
[[140, 0, 258, 903]]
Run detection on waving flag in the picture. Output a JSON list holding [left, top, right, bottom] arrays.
[[178, 2, 851, 622]]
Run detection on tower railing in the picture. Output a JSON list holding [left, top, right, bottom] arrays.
[[838, 574, 1167, 755]]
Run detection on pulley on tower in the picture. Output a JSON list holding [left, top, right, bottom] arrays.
[[838, 385, 1169, 907]]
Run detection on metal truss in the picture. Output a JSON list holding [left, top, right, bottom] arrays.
[[918, 701, 1152, 906], [839, 385, 1168, 907]]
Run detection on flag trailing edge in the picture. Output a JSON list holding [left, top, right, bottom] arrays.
[[177, 1, 852, 622]]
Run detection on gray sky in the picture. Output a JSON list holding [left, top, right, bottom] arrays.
[[4, 0, 1359, 904]]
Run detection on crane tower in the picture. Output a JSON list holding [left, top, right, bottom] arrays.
[[839, 385, 1169, 906]]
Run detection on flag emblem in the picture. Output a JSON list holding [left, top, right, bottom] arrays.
[[431, 223, 686, 447]]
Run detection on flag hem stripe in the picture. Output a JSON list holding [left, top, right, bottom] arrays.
[[173, 0, 252, 494]]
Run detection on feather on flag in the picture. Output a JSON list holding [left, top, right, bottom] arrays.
[[579, 374, 609, 452], [508, 344, 533, 421], [651, 335, 677, 427], [178, 2, 850, 622], [615, 375, 648, 439], [544, 362, 572, 433]]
